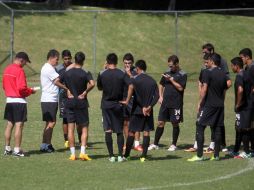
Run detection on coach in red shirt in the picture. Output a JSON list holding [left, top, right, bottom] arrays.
[[2, 52, 36, 157]]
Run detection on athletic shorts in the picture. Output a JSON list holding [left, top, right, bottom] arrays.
[[235, 108, 253, 131], [66, 107, 89, 126], [197, 106, 224, 127], [102, 104, 124, 133], [41, 102, 58, 122], [158, 104, 183, 123], [129, 114, 154, 132], [4, 103, 27, 122], [123, 98, 133, 119]]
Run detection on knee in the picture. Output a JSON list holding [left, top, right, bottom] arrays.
[[157, 121, 165, 128]]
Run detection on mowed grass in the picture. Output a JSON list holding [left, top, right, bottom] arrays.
[[0, 3, 254, 190]]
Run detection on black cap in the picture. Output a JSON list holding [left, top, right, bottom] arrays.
[[15, 52, 31, 63]]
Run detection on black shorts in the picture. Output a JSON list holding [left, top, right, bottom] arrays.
[[158, 104, 183, 123], [197, 106, 224, 126], [123, 98, 133, 119], [41, 102, 58, 122], [66, 107, 89, 126], [235, 108, 253, 130], [102, 104, 124, 133], [129, 113, 154, 132], [4, 103, 27, 123]]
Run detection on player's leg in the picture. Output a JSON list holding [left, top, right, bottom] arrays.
[[168, 122, 179, 151], [62, 119, 69, 148], [117, 132, 124, 161], [134, 131, 143, 151], [124, 131, 135, 158], [68, 122, 76, 160], [4, 121, 14, 155], [140, 131, 150, 162], [148, 121, 165, 150], [213, 125, 221, 159]]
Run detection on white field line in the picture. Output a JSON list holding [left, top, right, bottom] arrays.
[[126, 159, 254, 190]]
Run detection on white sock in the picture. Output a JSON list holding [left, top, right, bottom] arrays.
[[81, 146, 86, 154], [70, 147, 75, 155], [193, 141, 197, 149], [5, 146, 11, 151], [209, 142, 215, 149], [14, 147, 20, 153], [134, 140, 140, 147]]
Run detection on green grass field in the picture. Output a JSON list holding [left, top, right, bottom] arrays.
[[0, 3, 254, 190]]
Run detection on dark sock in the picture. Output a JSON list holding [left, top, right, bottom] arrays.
[[214, 126, 221, 158], [124, 135, 134, 157], [64, 134, 68, 141], [197, 124, 205, 157], [154, 127, 164, 145], [221, 125, 226, 147], [172, 126, 180, 145], [233, 129, 242, 153], [141, 136, 150, 158], [242, 131, 250, 154], [250, 130, 254, 150], [105, 132, 114, 157], [117, 133, 124, 156]]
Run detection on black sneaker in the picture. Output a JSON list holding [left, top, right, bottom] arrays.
[[13, 151, 25, 157], [4, 149, 12, 155]]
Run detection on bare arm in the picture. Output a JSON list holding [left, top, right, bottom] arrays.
[[78, 80, 95, 99], [235, 86, 243, 111], [198, 83, 208, 112], [158, 84, 164, 104], [119, 84, 134, 105]]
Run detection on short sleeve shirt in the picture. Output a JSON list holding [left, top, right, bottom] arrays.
[[160, 70, 187, 108], [40, 63, 59, 102]]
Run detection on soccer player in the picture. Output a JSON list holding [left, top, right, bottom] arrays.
[[123, 60, 159, 162], [185, 53, 209, 152], [56, 50, 73, 148], [201, 43, 231, 152], [148, 55, 187, 151], [122, 53, 142, 152], [63, 51, 95, 161], [97, 53, 130, 162], [230, 57, 252, 159], [2, 52, 36, 157], [40, 49, 69, 153], [239, 48, 254, 152], [188, 53, 230, 161]]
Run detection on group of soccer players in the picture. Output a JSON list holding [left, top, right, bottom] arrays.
[[2, 43, 254, 162]]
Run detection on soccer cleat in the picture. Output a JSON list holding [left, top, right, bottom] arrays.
[[4, 149, 12, 156], [168, 144, 177, 152], [12, 151, 25, 157], [234, 152, 252, 159], [148, 144, 159, 151], [122, 156, 130, 161], [187, 155, 204, 162], [140, 157, 146, 162], [204, 147, 214, 154], [134, 145, 143, 152], [184, 147, 197, 152], [210, 155, 220, 161], [64, 141, 69, 148], [117, 156, 124, 162], [109, 156, 116, 163], [41, 144, 55, 153], [69, 154, 76, 161], [79, 153, 92, 161], [221, 147, 228, 152]]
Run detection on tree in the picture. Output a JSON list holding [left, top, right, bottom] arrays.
[[47, 0, 72, 9]]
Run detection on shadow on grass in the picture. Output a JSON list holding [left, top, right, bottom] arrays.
[[177, 144, 195, 150], [149, 155, 182, 161], [90, 154, 109, 159]]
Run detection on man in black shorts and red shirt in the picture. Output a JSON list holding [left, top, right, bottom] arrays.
[[62, 51, 95, 161], [148, 55, 187, 152], [122, 60, 159, 162], [188, 53, 230, 161], [97, 53, 130, 162], [230, 57, 252, 159]]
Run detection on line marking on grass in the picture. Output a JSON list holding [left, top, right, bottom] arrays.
[[126, 159, 254, 190]]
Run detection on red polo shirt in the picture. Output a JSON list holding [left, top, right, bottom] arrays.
[[2, 63, 33, 98]]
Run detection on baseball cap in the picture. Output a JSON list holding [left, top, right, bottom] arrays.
[[15, 52, 31, 63]]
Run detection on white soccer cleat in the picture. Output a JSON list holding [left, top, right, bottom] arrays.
[[167, 144, 177, 152], [148, 144, 159, 151]]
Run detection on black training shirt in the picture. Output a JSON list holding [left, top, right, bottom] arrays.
[[234, 70, 248, 111], [160, 70, 187, 108], [131, 73, 159, 115], [97, 68, 130, 109], [202, 67, 227, 107]]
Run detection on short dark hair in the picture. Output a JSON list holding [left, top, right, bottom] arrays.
[[168, 55, 179, 65], [231, 57, 243, 68], [135, 60, 147, 71], [106, 53, 118, 65], [47, 49, 59, 60], [239, 48, 252, 59], [202, 43, 214, 53], [203, 52, 211, 60], [62, 49, 72, 58], [123, 53, 134, 62], [209, 53, 221, 66], [74, 52, 85, 65]]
